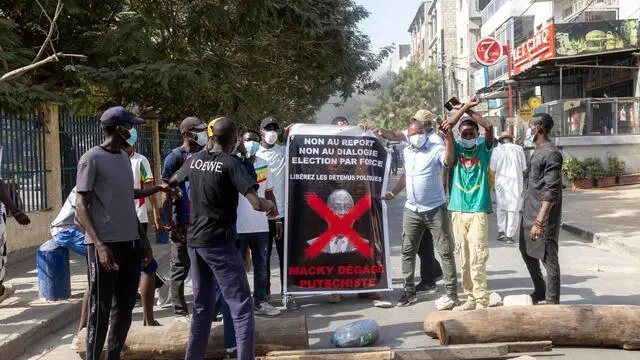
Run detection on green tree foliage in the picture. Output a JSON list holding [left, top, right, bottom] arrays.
[[0, 0, 387, 126], [361, 62, 442, 130]]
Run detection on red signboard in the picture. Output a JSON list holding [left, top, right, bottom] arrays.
[[512, 25, 556, 76], [474, 37, 504, 66]]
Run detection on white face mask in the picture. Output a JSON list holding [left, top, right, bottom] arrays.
[[526, 127, 537, 142], [409, 134, 427, 149], [195, 131, 208, 146], [263, 130, 278, 145]]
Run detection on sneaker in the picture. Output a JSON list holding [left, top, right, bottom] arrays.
[[283, 295, 300, 310], [144, 319, 162, 326], [435, 294, 460, 311], [396, 291, 417, 307], [328, 294, 344, 304], [505, 237, 515, 244], [497, 232, 506, 242], [225, 347, 238, 359], [70, 335, 81, 351], [174, 314, 191, 323], [530, 291, 545, 305], [415, 282, 438, 294], [254, 301, 281, 316], [454, 299, 477, 311]]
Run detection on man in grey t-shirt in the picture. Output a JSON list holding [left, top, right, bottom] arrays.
[[75, 106, 175, 360]]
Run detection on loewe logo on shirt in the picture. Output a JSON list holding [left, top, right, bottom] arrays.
[[190, 159, 223, 173]]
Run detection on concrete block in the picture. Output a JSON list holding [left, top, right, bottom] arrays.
[[503, 294, 534, 307]]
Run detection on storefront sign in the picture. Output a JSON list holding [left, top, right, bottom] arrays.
[[285, 125, 392, 294], [555, 20, 639, 58], [528, 96, 543, 109], [519, 104, 533, 120], [512, 25, 556, 76], [474, 37, 504, 66]]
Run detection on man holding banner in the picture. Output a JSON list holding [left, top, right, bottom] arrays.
[[284, 124, 392, 298], [383, 120, 459, 308]]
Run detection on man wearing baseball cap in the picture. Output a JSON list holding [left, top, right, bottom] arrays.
[[75, 106, 176, 359], [161, 116, 208, 321]]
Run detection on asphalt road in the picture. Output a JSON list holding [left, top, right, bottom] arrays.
[[16, 174, 640, 359]]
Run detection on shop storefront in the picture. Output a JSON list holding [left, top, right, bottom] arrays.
[[477, 19, 640, 171]]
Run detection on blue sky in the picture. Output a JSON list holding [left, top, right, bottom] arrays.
[[356, 0, 423, 51]]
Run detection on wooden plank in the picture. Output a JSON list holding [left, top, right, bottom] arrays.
[[260, 350, 393, 360], [505, 341, 553, 353], [393, 343, 508, 360], [266, 347, 392, 356]]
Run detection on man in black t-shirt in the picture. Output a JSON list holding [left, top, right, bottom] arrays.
[[169, 117, 276, 360]]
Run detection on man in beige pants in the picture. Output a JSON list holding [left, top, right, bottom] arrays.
[[442, 97, 495, 311]]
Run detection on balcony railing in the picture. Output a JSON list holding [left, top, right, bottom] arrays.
[[481, 0, 508, 24]]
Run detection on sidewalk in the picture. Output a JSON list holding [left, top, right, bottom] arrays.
[[0, 238, 172, 360], [561, 184, 640, 261]]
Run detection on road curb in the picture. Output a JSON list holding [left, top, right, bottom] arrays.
[[562, 222, 640, 262], [561, 222, 594, 243], [4, 243, 171, 360], [2, 298, 83, 360]]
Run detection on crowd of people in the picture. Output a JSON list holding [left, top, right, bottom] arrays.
[[0, 96, 565, 360]]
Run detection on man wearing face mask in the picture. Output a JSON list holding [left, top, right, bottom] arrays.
[[382, 121, 459, 308], [520, 113, 563, 305], [75, 107, 176, 359], [441, 96, 495, 311], [237, 131, 282, 316], [162, 116, 209, 321], [256, 117, 299, 310], [372, 110, 445, 295]]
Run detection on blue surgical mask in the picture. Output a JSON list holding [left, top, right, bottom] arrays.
[[196, 131, 208, 146], [244, 141, 260, 158], [460, 138, 477, 149], [126, 127, 138, 146]]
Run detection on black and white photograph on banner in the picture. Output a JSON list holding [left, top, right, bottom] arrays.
[[284, 124, 391, 295]]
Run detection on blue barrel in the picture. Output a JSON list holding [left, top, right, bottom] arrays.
[[156, 209, 169, 244], [37, 240, 71, 301]]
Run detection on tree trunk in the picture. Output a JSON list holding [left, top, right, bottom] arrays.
[[77, 316, 309, 359], [425, 305, 640, 350]]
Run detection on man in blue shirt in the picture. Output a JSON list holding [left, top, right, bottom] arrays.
[[383, 121, 459, 308], [162, 116, 208, 320]]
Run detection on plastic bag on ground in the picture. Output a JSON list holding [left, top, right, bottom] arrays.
[[331, 319, 380, 348]]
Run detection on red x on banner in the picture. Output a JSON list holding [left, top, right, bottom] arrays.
[[305, 192, 373, 258]]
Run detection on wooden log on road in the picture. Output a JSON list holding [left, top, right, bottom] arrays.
[[425, 305, 640, 350], [77, 315, 309, 359]]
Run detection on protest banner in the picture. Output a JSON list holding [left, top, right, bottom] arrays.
[[284, 124, 391, 294]]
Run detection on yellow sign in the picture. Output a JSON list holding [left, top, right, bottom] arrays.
[[519, 104, 533, 120], [528, 96, 543, 109]]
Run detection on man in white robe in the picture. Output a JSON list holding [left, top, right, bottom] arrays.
[[490, 132, 526, 244]]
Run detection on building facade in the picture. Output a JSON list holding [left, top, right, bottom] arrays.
[[475, 0, 640, 171]]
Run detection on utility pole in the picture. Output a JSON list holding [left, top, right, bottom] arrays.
[[440, 28, 446, 118]]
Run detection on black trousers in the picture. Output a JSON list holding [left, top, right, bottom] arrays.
[[170, 241, 191, 315], [418, 228, 443, 285], [266, 219, 285, 296], [520, 240, 560, 304], [85, 240, 142, 360]]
